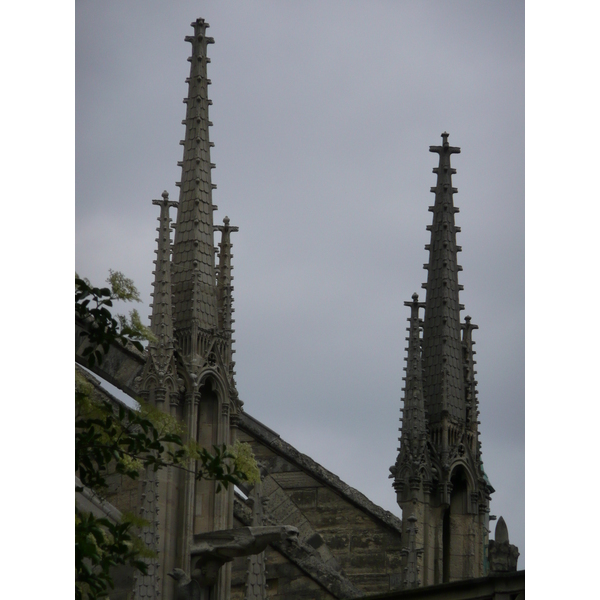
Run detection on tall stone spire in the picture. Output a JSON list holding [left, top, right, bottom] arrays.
[[172, 18, 219, 361], [132, 22, 244, 600], [392, 134, 497, 587], [421, 132, 465, 427]]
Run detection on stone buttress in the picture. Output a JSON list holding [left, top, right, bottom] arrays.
[[136, 18, 242, 600], [391, 133, 495, 588]]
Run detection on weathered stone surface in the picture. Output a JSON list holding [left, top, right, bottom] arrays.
[[239, 412, 403, 534], [234, 413, 405, 596], [290, 489, 318, 508], [231, 496, 365, 599]]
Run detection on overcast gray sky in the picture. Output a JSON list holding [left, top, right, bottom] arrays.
[[76, 1, 525, 566]]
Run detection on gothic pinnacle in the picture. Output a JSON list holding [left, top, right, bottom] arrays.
[[150, 191, 177, 348], [400, 293, 427, 444], [216, 216, 239, 335]]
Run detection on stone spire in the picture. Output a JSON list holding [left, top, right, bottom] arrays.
[[138, 191, 179, 408], [215, 216, 238, 335], [392, 135, 497, 586], [461, 315, 480, 454], [171, 18, 219, 360], [150, 192, 177, 347], [391, 293, 429, 497], [421, 132, 465, 427], [400, 293, 428, 447], [215, 216, 239, 391]]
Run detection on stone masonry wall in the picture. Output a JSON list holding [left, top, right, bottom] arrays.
[[234, 427, 404, 596]]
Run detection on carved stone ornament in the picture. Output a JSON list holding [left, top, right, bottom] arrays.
[[185, 526, 299, 587]]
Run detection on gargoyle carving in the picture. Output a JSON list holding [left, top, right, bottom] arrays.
[[174, 525, 299, 587]]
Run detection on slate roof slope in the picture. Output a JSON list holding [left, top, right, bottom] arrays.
[[238, 411, 403, 535]]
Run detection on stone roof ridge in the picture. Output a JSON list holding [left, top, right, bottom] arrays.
[[76, 476, 123, 524], [421, 131, 466, 425], [238, 412, 403, 535], [233, 496, 365, 599], [76, 316, 146, 399], [76, 364, 139, 412], [171, 17, 219, 341], [76, 314, 147, 363]]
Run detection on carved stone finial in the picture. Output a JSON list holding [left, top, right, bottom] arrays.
[[495, 516, 509, 544], [162, 190, 169, 200], [488, 516, 519, 572], [412, 292, 419, 302]]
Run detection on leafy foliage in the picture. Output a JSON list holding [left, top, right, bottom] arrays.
[[75, 511, 148, 600], [75, 371, 245, 494], [75, 272, 256, 600], [230, 439, 262, 485], [75, 271, 153, 368]]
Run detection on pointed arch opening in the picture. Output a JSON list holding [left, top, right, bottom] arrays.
[[443, 466, 471, 582]]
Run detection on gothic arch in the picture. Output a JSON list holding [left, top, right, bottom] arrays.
[[198, 369, 226, 396], [448, 460, 476, 493]]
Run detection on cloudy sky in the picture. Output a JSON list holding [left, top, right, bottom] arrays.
[[76, 1, 525, 566]]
